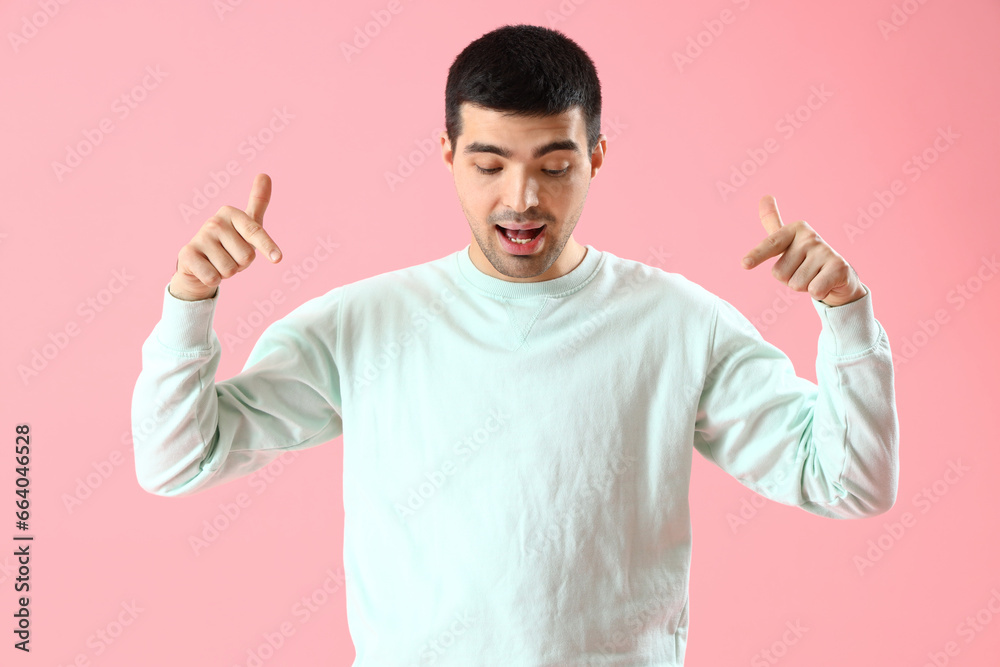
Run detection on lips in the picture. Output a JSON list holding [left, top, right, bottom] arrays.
[[496, 224, 545, 253], [496, 222, 545, 231], [497, 224, 544, 241]]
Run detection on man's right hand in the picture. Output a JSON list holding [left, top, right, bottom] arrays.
[[169, 173, 282, 301]]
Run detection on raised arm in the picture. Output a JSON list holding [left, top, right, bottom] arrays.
[[691, 195, 899, 518], [131, 174, 344, 496], [693, 290, 898, 519]]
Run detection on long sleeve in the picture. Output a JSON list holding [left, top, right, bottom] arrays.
[[131, 282, 345, 497], [692, 283, 899, 519]]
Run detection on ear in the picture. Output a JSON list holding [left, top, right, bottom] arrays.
[[440, 131, 454, 175], [590, 133, 607, 178]]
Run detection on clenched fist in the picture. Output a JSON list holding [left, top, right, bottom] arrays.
[[169, 173, 282, 301]]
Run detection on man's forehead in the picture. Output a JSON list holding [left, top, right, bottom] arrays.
[[461, 102, 583, 129], [459, 104, 585, 158]]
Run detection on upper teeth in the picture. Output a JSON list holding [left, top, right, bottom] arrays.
[[504, 228, 538, 244]]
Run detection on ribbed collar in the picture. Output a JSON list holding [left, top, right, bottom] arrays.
[[454, 243, 603, 299]]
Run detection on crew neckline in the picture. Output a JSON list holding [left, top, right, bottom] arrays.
[[455, 243, 603, 299]]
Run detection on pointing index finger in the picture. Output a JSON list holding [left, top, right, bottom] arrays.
[[245, 173, 272, 224], [230, 205, 282, 263], [758, 194, 783, 236]]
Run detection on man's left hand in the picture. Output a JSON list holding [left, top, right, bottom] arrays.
[[741, 195, 868, 307]]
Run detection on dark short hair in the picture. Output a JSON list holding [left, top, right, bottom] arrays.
[[444, 23, 603, 157]]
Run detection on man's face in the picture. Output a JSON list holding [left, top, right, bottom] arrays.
[[441, 103, 606, 282]]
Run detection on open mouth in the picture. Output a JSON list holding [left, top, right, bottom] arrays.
[[495, 224, 546, 254], [496, 224, 545, 243]]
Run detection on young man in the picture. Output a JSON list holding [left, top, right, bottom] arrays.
[[132, 23, 898, 666]]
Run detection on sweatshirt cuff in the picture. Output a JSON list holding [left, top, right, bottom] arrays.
[[811, 282, 882, 357], [155, 282, 220, 352]]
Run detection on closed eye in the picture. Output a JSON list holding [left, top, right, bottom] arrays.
[[475, 166, 569, 177]]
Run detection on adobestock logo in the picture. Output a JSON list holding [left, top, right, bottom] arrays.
[[526, 447, 637, 561], [352, 287, 456, 394], [188, 451, 301, 557], [393, 408, 510, 522], [725, 468, 789, 535], [877, 0, 933, 40], [51, 65, 168, 183], [61, 404, 175, 514], [543, 0, 591, 28], [231, 565, 346, 667], [594, 582, 675, 656], [558, 244, 668, 358], [892, 253, 997, 368], [750, 619, 809, 667], [671, 0, 754, 73], [919, 587, 1000, 667], [416, 608, 476, 667], [716, 84, 833, 203], [339, 0, 414, 63], [17, 267, 135, 386], [54, 600, 144, 666], [843, 126, 959, 244], [386, 125, 445, 193], [179, 107, 294, 224], [853, 459, 971, 576], [748, 284, 805, 334], [8, 0, 73, 54], [221, 235, 340, 353], [214, 0, 249, 21]]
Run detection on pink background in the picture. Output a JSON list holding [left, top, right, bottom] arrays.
[[3, 0, 999, 665]]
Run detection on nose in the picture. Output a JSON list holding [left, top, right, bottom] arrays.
[[501, 167, 540, 213]]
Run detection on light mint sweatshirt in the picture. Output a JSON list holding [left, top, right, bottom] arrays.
[[132, 244, 899, 666]]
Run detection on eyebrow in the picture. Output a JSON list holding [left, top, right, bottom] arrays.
[[462, 139, 581, 160]]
